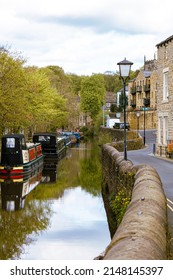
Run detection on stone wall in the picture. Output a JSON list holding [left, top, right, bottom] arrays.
[[99, 127, 143, 150], [127, 110, 157, 130], [101, 144, 168, 260]]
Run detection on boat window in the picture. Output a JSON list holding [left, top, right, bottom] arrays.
[[6, 138, 15, 148], [21, 137, 26, 148], [7, 201, 15, 211], [38, 135, 50, 142]]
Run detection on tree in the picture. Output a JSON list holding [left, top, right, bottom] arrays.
[[103, 73, 122, 92], [24, 67, 68, 132], [42, 66, 82, 130], [80, 74, 106, 122], [0, 49, 28, 134]]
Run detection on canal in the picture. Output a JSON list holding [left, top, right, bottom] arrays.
[[0, 141, 110, 260]]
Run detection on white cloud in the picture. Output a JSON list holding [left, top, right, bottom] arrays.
[[21, 187, 110, 260], [0, 0, 173, 74]]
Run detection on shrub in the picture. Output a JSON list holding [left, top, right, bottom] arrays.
[[110, 190, 130, 225]]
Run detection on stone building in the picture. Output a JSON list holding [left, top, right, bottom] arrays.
[[105, 91, 116, 111], [127, 59, 157, 130], [156, 35, 173, 156]]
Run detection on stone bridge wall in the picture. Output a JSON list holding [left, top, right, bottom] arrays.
[[101, 144, 168, 260]]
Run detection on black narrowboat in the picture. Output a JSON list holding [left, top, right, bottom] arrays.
[[33, 132, 66, 159], [0, 134, 44, 178]]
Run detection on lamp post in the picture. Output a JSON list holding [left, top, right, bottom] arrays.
[[136, 111, 140, 136], [117, 58, 133, 160], [143, 106, 146, 146], [102, 105, 106, 126]]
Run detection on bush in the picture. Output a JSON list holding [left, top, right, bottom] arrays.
[[110, 190, 131, 225]]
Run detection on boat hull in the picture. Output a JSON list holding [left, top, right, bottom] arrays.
[[0, 155, 44, 179], [0, 134, 44, 179]]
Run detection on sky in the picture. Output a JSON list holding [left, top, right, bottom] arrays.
[[0, 0, 173, 75]]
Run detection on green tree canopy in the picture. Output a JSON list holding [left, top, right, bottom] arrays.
[[0, 50, 28, 134], [24, 67, 68, 132], [80, 74, 106, 121]]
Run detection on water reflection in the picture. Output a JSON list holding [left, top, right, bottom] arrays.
[[0, 142, 110, 260], [0, 167, 43, 211], [41, 158, 58, 183], [21, 187, 109, 260]]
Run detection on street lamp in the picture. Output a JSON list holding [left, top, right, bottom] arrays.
[[143, 105, 146, 146], [136, 111, 140, 136], [117, 58, 133, 160]]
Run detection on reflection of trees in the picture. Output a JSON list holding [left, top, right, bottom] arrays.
[[30, 142, 102, 199], [79, 143, 102, 196], [0, 200, 52, 260]]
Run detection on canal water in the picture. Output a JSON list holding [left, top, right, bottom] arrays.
[[0, 141, 110, 260]]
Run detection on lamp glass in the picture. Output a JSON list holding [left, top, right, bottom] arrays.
[[117, 58, 133, 78], [136, 111, 140, 118]]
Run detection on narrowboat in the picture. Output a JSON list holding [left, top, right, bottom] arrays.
[[0, 134, 44, 178], [73, 132, 81, 142], [0, 167, 42, 211], [62, 135, 72, 147], [33, 132, 66, 159], [60, 131, 79, 144]]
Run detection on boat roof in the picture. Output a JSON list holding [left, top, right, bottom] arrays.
[[2, 134, 25, 139], [33, 132, 56, 137]]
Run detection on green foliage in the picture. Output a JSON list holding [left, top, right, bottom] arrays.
[[0, 46, 139, 135], [25, 67, 68, 132], [0, 50, 69, 134], [79, 144, 102, 196], [112, 137, 144, 151], [79, 126, 94, 138], [103, 73, 121, 92], [110, 190, 130, 225], [118, 91, 128, 112], [0, 50, 28, 134], [110, 103, 119, 113], [80, 74, 106, 121], [43, 66, 81, 130], [67, 73, 82, 95], [0, 200, 52, 259]]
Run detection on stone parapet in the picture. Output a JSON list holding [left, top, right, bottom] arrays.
[[102, 144, 168, 260]]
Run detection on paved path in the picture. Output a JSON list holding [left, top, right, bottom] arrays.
[[127, 130, 173, 259]]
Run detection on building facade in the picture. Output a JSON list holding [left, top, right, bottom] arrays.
[[156, 35, 173, 156], [127, 60, 157, 130]]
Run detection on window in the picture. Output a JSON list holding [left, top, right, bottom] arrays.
[[158, 116, 168, 145], [6, 138, 15, 148], [163, 71, 168, 100], [163, 117, 168, 145], [38, 135, 50, 142], [106, 102, 110, 108], [165, 46, 168, 60], [158, 117, 163, 144]]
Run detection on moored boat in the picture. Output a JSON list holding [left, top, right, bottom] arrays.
[[60, 131, 80, 144], [0, 134, 44, 178], [33, 132, 66, 159]]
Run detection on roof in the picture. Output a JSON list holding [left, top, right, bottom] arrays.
[[2, 134, 25, 139], [156, 35, 173, 48], [33, 132, 56, 137], [105, 91, 116, 103]]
